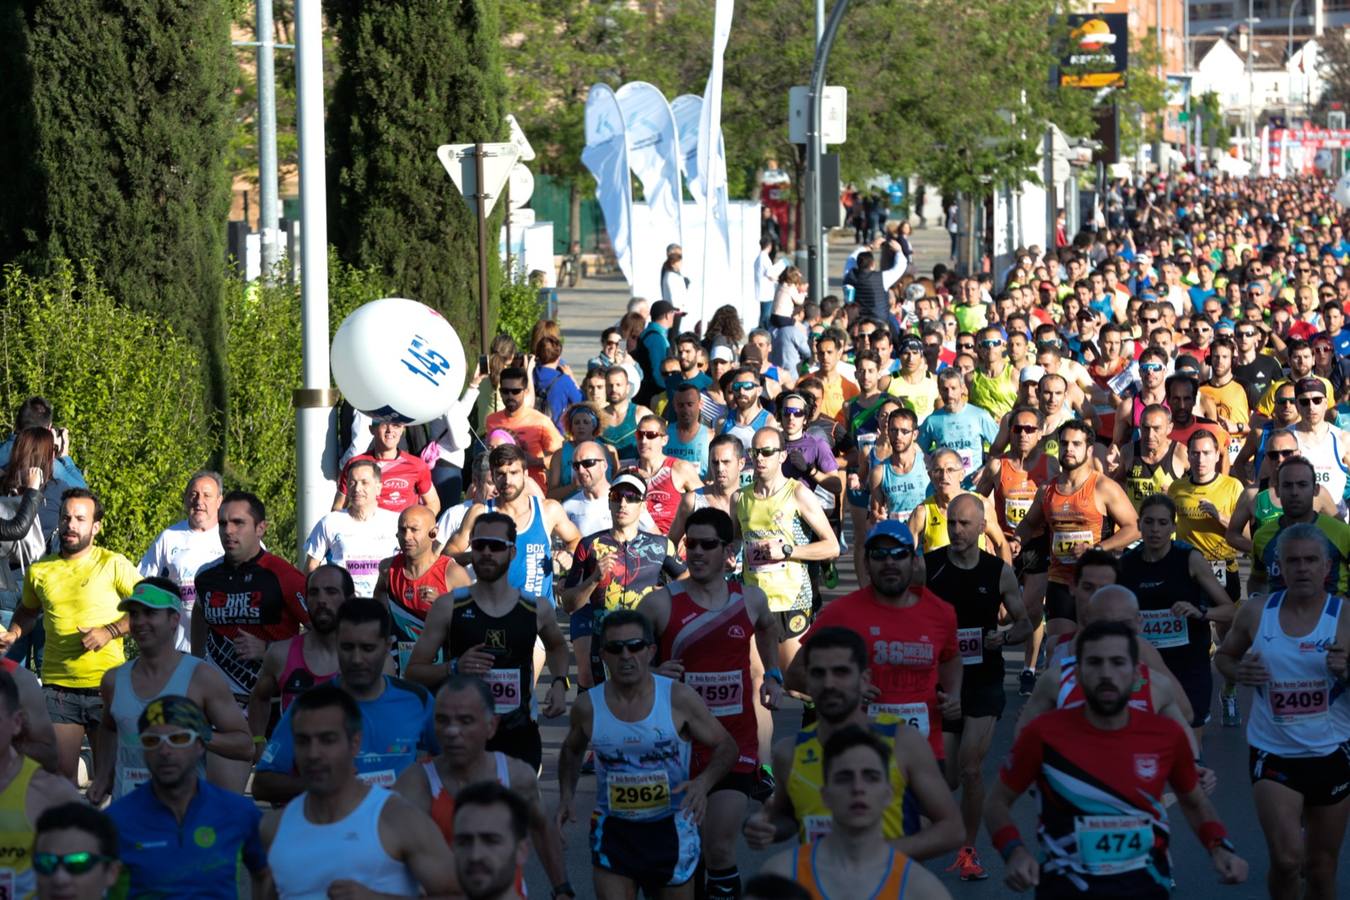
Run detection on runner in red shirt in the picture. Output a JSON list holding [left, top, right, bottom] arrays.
[[373, 506, 470, 675], [787, 520, 959, 762], [985, 620, 1247, 898], [632, 414, 703, 535], [640, 507, 782, 900], [336, 419, 439, 515]]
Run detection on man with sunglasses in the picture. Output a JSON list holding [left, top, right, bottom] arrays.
[[0, 670, 80, 900], [486, 366, 565, 489], [790, 521, 961, 765], [562, 471, 683, 689], [89, 579, 251, 804], [968, 326, 1018, 421], [633, 415, 703, 536], [107, 695, 268, 898], [718, 367, 777, 453], [1287, 377, 1350, 514], [1254, 340, 1330, 422], [557, 609, 737, 900], [736, 428, 839, 666], [638, 508, 782, 900], [409, 516, 569, 771]]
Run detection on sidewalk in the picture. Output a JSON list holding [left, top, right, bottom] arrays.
[[556, 222, 956, 357]]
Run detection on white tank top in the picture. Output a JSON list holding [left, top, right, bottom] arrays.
[[1290, 426, 1350, 504], [270, 786, 419, 899], [1247, 591, 1350, 757], [592, 675, 693, 826], [110, 654, 201, 798], [423, 751, 510, 796]]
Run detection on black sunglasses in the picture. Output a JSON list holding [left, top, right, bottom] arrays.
[[687, 538, 725, 551], [602, 638, 651, 655], [573, 458, 604, 470]]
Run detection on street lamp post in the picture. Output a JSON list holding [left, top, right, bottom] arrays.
[[1246, 4, 1260, 161], [1287, 0, 1303, 122], [804, 0, 851, 304]]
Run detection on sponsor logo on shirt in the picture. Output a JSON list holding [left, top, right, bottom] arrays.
[[1134, 753, 1159, 780]]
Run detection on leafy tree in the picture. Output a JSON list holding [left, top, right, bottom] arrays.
[[0, 1, 234, 359], [327, 0, 507, 358], [1110, 27, 1170, 160], [1316, 27, 1350, 121]]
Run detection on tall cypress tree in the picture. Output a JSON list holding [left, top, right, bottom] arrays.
[[328, 0, 507, 355], [0, 0, 234, 356]]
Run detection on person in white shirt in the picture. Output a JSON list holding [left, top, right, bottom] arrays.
[[660, 244, 688, 309], [754, 239, 787, 327], [304, 460, 400, 597], [138, 471, 225, 650]]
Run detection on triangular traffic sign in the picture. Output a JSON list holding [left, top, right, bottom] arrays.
[[505, 114, 536, 162], [436, 142, 520, 219]]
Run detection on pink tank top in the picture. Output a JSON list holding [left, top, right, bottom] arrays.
[[645, 458, 680, 534], [279, 637, 337, 711]]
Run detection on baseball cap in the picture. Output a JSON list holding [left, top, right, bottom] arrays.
[[710, 345, 735, 363], [864, 520, 916, 550], [899, 336, 924, 353], [611, 470, 648, 498], [119, 581, 183, 613], [650, 300, 684, 319], [1019, 365, 1046, 384], [1295, 376, 1326, 396], [137, 694, 211, 740]]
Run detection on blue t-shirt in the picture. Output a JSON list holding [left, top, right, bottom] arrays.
[[916, 404, 999, 484], [108, 778, 266, 899], [1329, 328, 1350, 359], [258, 675, 437, 786], [1187, 285, 1216, 313]]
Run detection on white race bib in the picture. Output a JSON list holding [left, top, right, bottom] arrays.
[[357, 769, 396, 787], [122, 766, 150, 789], [957, 627, 985, 665], [1074, 814, 1152, 875], [803, 814, 833, 844], [1004, 497, 1032, 526], [1051, 530, 1093, 564], [607, 771, 671, 816], [1268, 679, 1330, 724], [686, 670, 744, 716], [1138, 609, 1188, 649], [483, 668, 523, 714], [869, 701, 930, 737]]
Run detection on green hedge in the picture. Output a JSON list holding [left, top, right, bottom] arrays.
[[0, 263, 215, 557]]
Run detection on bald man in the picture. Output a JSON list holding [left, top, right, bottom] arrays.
[[375, 506, 471, 675], [1016, 585, 1207, 776]]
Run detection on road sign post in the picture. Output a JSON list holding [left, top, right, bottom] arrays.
[[437, 141, 519, 355]]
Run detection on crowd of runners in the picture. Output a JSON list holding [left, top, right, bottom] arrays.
[[0, 171, 1348, 899]]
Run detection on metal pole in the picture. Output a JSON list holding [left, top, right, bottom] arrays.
[[504, 181, 512, 282], [805, 0, 851, 303], [1247, 1, 1256, 160], [293, 0, 335, 558], [1155, 0, 1164, 169], [257, 0, 279, 280], [815, 0, 828, 291], [475, 143, 492, 358], [1287, 0, 1301, 122]]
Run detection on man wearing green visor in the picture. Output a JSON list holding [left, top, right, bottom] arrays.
[[107, 694, 269, 898]]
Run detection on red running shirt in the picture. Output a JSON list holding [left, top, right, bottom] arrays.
[[338, 451, 433, 513], [806, 586, 957, 759]]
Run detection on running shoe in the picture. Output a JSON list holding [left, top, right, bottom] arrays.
[[1019, 668, 1036, 697], [946, 846, 989, 881], [1221, 690, 1241, 727]]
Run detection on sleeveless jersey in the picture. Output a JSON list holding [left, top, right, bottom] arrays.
[[644, 458, 682, 535], [270, 787, 418, 899], [1199, 379, 1250, 460], [1056, 657, 1155, 713], [279, 636, 337, 712], [878, 455, 930, 521], [1252, 489, 1282, 531], [995, 454, 1051, 537], [1122, 443, 1176, 511], [1247, 592, 1350, 757], [788, 717, 912, 844], [1290, 425, 1350, 504], [665, 425, 710, 478], [387, 554, 455, 673], [887, 371, 940, 422], [658, 582, 758, 775], [486, 497, 553, 604], [720, 408, 773, 452], [969, 364, 1019, 419], [793, 844, 912, 900], [1168, 474, 1243, 577], [448, 587, 538, 731], [924, 547, 1007, 687], [0, 757, 39, 899], [111, 655, 201, 798], [602, 402, 640, 464], [919, 491, 988, 554], [1119, 542, 1211, 668], [1043, 471, 1105, 585], [422, 754, 527, 896], [736, 480, 811, 613]]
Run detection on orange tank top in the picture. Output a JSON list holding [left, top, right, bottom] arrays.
[[794, 842, 912, 899], [995, 454, 1051, 538], [1043, 470, 1105, 585]]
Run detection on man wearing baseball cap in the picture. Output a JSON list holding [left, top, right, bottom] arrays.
[[89, 579, 251, 804], [886, 335, 940, 422], [634, 301, 683, 407], [106, 695, 269, 898], [787, 521, 961, 768], [1289, 376, 1350, 515]]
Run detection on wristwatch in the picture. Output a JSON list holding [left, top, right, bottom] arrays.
[[553, 675, 572, 691], [552, 881, 576, 899]]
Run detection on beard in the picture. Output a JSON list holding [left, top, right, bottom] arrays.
[[1083, 682, 1130, 717]]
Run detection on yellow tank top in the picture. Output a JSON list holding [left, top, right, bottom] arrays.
[[788, 717, 911, 843], [886, 372, 940, 422], [918, 492, 985, 553], [1199, 380, 1250, 457], [736, 479, 811, 613], [0, 756, 39, 899], [1167, 474, 1244, 569], [969, 364, 1019, 420], [1123, 445, 1176, 511]]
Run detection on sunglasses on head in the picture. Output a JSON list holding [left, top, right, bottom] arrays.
[[750, 446, 781, 458], [867, 546, 914, 561], [602, 638, 651, 655], [138, 729, 199, 750], [470, 537, 511, 553], [32, 852, 113, 877], [573, 458, 604, 470]]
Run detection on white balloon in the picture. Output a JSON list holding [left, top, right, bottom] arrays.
[[330, 297, 466, 425], [1336, 172, 1350, 208]]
